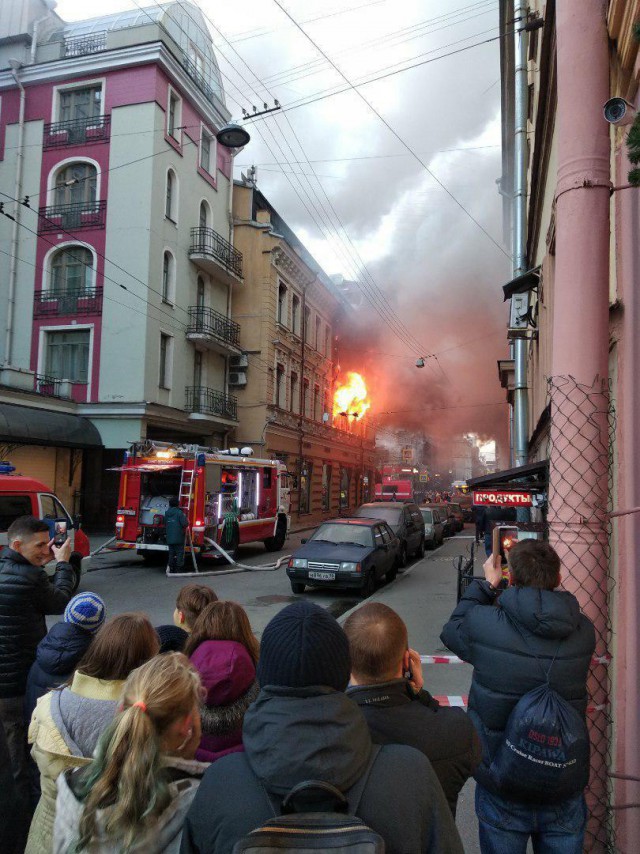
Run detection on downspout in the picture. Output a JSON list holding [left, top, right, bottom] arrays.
[[30, 15, 50, 64], [512, 0, 529, 466], [5, 64, 26, 366], [297, 286, 306, 518]]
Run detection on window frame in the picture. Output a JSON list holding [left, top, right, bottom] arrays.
[[49, 158, 101, 208], [43, 242, 96, 295], [291, 293, 300, 336], [159, 332, 174, 390], [277, 282, 288, 326], [165, 168, 178, 223], [275, 362, 285, 408], [166, 87, 183, 143], [42, 326, 92, 387], [199, 124, 216, 175], [51, 77, 106, 124], [162, 249, 175, 305]]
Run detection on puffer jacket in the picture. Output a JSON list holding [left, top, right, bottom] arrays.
[[26, 672, 124, 854], [440, 580, 596, 798], [189, 640, 259, 763], [180, 685, 464, 854], [54, 755, 210, 854], [25, 622, 94, 723], [0, 548, 75, 699]]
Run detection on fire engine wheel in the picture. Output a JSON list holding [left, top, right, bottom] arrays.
[[69, 552, 82, 593], [264, 518, 287, 552]]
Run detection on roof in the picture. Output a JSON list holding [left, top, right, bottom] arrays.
[[0, 475, 52, 493], [466, 460, 548, 490], [358, 502, 410, 508], [0, 404, 103, 450], [321, 517, 381, 526]]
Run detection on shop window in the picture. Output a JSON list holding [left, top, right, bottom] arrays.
[[322, 463, 332, 511], [339, 468, 350, 511], [299, 461, 312, 514]]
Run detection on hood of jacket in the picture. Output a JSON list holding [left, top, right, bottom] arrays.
[[498, 586, 582, 640], [242, 685, 372, 796], [55, 756, 209, 853], [36, 622, 93, 676], [190, 640, 256, 707], [50, 672, 123, 758]]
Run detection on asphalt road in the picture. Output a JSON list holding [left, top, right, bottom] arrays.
[[77, 524, 482, 851]]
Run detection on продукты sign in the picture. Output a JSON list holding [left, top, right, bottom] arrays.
[[473, 490, 533, 507]]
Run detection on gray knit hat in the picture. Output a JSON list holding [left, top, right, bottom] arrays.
[[257, 600, 350, 691], [64, 592, 106, 633]]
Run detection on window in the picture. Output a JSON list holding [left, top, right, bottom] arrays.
[[189, 43, 205, 75], [159, 333, 172, 389], [45, 329, 90, 382], [54, 163, 97, 206], [41, 495, 68, 522], [199, 200, 210, 229], [325, 327, 331, 357], [290, 372, 299, 414], [193, 350, 203, 387], [315, 317, 321, 350], [339, 468, 350, 511], [0, 496, 33, 532], [59, 85, 101, 123], [196, 275, 205, 308], [292, 294, 300, 335], [50, 247, 93, 295], [304, 306, 310, 341], [277, 283, 287, 325], [165, 170, 176, 221], [373, 526, 384, 548], [275, 363, 285, 407], [162, 251, 174, 303], [313, 384, 320, 421], [168, 91, 181, 138], [322, 463, 332, 511], [381, 525, 393, 544], [303, 378, 309, 417], [299, 461, 312, 514], [200, 129, 213, 173]]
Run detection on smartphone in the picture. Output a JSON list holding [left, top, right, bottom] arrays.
[[53, 520, 68, 546], [493, 526, 518, 566]]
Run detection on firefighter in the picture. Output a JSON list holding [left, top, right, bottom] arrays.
[[164, 498, 188, 573]]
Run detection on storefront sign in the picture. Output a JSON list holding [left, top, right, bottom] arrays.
[[473, 489, 533, 507]]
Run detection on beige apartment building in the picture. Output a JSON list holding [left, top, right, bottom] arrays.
[[231, 181, 376, 527]]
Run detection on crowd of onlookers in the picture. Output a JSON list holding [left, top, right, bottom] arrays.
[[0, 515, 596, 853]]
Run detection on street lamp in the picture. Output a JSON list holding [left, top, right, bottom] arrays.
[[216, 123, 251, 148]]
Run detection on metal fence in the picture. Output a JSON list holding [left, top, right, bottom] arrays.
[[38, 201, 107, 233], [63, 32, 107, 57], [185, 386, 237, 421], [186, 305, 240, 347], [189, 226, 243, 278], [34, 287, 103, 318], [43, 114, 111, 149]]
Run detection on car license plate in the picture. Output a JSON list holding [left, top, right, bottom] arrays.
[[308, 570, 335, 581]]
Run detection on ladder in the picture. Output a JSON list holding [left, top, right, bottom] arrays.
[[178, 463, 199, 572]]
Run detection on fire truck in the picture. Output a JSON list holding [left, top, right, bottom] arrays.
[[374, 465, 428, 503], [110, 442, 290, 564]]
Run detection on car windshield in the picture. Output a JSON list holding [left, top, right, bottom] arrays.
[[354, 506, 401, 526], [309, 523, 373, 547], [420, 509, 434, 523]]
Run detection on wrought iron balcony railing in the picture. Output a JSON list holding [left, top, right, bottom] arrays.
[[185, 386, 238, 421], [187, 305, 240, 347], [33, 287, 103, 318], [34, 374, 67, 399], [43, 114, 111, 149], [64, 32, 107, 57], [182, 56, 219, 108], [38, 200, 107, 233], [190, 226, 243, 278]]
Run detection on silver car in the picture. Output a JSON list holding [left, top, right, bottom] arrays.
[[420, 506, 445, 549]]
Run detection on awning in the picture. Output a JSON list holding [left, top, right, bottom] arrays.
[[502, 267, 541, 301], [106, 464, 181, 473], [0, 403, 102, 449], [466, 459, 548, 490]]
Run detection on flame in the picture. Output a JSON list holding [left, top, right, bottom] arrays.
[[333, 372, 371, 424]]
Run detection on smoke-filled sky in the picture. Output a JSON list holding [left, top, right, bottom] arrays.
[[57, 0, 512, 465]]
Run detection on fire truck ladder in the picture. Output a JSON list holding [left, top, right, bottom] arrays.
[[179, 464, 199, 573]]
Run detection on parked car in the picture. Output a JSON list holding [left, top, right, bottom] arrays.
[[423, 503, 453, 538], [353, 502, 425, 567], [445, 502, 465, 533], [420, 506, 445, 549], [287, 518, 400, 597]]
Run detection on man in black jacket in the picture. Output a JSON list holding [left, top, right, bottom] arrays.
[[0, 515, 75, 837], [441, 540, 596, 854], [345, 602, 481, 816], [181, 600, 463, 854]]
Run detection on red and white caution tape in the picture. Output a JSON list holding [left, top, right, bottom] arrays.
[[433, 696, 606, 714], [422, 653, 610, 667]]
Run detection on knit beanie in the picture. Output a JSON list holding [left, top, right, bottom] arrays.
[[63, 592, 106, 633], [257, 600, 350, 691], [156, 624, 188, 653]]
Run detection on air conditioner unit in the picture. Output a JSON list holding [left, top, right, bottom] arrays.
[[229, 354, 249, 369], [229, 371, 247, 387]]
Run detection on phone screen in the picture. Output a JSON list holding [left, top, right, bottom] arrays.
[[53, 520, 68, 546], [497, 526, 518, 565]]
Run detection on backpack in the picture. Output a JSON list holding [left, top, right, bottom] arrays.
[[488, 618, 590, 804], [232, 746, 384, 853]]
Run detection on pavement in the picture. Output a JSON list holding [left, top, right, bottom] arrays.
[[78, 525, 482, 851]]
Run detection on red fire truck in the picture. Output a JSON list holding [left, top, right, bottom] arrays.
[[110, 442, 290, 564]]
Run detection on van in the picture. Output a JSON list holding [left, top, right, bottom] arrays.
[[0, 463, 90, 590]]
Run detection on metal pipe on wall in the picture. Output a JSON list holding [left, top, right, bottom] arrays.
[[5, 65, 26, 366], [512, 0, 529, 466]]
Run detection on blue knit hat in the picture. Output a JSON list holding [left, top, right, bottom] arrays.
[[64, 592, 106, 633], [257, 600, 350, 691]]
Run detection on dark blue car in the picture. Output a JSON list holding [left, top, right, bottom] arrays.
[[287, 517, 400, 597]]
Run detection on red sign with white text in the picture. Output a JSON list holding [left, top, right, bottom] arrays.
[[473, 489, 533, 508]]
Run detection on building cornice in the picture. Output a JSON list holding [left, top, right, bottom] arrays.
[[272, 246, 316, 290]]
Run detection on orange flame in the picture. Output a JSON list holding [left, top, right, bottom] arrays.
[[333, 372, 371, 424]]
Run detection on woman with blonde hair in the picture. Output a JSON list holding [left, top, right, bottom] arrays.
[[184, 602, 259, 763], [54, 653, 208, 853], [27, 613, 160, 853]]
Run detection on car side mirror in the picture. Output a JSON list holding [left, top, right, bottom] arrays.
[[301, 538, 308, 544]]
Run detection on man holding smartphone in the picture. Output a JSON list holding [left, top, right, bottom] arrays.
[[0, 515, 75, 848], [440, 540, 595, 853]]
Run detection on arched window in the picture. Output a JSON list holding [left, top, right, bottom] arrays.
[[54, 162, 97, 207], [199, 200, 210, 229], [196, 275, 206, 308], [162, 250, 175, 303], [50, 246, 93, 295], [165, 170, 176, 221]]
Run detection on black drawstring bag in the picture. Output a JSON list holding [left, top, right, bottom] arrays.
[[488, 619, 590, 803]]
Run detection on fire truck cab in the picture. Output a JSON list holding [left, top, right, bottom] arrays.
[[111, 442, 290, 564]]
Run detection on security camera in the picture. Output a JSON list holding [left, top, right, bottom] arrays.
[[603, 98, 636, 126]]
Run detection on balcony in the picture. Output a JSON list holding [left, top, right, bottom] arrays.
[[63, 32, 107, 57], [189, 226, 243, 286], [38, 201, 107, 233], [33, 374, 70, 400], [43, 115, 111, 150], [182, 56, 220, 109], [186, 306, 241, 355], [185, 386, 237, 422], [34, 287, 103, 318]]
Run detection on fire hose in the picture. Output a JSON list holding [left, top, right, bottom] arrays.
[[163, 536, 291, 578]]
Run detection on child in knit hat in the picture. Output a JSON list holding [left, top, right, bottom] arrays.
[[24, 593, 106, 724]]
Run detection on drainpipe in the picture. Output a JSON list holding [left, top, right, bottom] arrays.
[[512, 0, 529, 466], [549, 2, 610, 846], [297, 287, 307, 518], [30, 14, 50, 64], [5, 62, 26, 366]]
